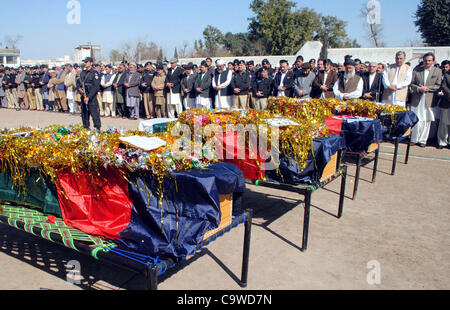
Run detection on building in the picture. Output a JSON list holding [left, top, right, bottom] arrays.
[[21, 55, 72, 68], [74, 44, 101, 63], [0, 48, 21, 67]]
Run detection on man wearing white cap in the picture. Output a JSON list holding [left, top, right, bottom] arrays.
[[212, 59, 233, 110]]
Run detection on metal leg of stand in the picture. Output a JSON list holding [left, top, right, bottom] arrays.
[[338, 166, 347, 219], [392, 138, 399, 176], [372, 148, 379, 183], [146, 265, 159, 291], [405, 135, 411, 165], [301, 189, 312, 251], [352, 153, 361, 200], [240, 210, 253, 288]]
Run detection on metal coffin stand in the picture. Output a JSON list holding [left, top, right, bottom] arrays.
[[0, 203, 253, 290], [386, 127, 412, 176], [246, 149, 348, 252], [344, 142, 380, 200]]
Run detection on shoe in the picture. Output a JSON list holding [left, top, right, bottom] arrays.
[[419, 143, 426, 148], [437, 145, 443, 150]]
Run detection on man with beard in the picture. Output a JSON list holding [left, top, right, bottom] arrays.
[[333, 59, 364, 101], [165, 58, 185, 118], [212, 59, 233, 110]]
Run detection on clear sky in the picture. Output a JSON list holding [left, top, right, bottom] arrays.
[[0, 0, 423, 60]]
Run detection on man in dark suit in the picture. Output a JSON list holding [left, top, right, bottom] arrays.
[[165, 58, 185, 118], [112, 63, 128, 118], [437, 69, 450, 149], [312, 59, 338, 98], [361, 62, 384, 102], [273, 60, 295, 98], [194, 60, 212, 109], [140, 62, 156, 119], [181, 64, 198, 110]]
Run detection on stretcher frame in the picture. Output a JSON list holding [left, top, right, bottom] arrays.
[[0, 202, 253, 290]]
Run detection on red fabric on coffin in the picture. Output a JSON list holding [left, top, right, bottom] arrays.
[[219, 132, 265, 181], [325, 116, 348, 135], [55, 167, 132, 239]]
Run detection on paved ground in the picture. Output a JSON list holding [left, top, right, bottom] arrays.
[[0, 109, 449, 290]]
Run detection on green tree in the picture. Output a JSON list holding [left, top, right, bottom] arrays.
[[249, 0, 299, 55], [203, 25, 224, 56], [414, 0, 450, 46], [248, 0, 359, 55]]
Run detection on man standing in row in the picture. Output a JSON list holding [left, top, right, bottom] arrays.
[[231, 60, 251, 109], [78, 57, 101, 131], [409, 52, 442, 147], [166, 58, 184, 118], [212, 59, 233, 110], [333, 59, 364, 101], [293, 62, 315, 99], [141, 62, 156, 119], [253, 67, 273, 110], [382, 51, 412, 108], [313, 59, 338, 99], [362, 62, 384, 102], [181, 64, 198, 110], [274, 60, 294, 98]]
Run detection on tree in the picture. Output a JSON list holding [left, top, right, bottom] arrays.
[[3, 35, 24, 49], [414, 0, 450, 46], [249, 0, 299, 55], [248, 0, 359, 55], [157, 48, 164, 63], [202, 25, 224, 56]]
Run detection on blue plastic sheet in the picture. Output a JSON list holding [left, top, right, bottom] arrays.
[[265, 134, 344, 185], [340, 117, 383, 153], [114, 162, 246, 261], [379, 111, 419, 140]]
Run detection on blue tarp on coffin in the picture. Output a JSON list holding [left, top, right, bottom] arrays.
[[265, 134, 344, 185], [379, 111, 419, 140], [114, 162, 246, 261], [341, 117, 383, 153]]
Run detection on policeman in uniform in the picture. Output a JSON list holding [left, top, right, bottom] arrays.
[[78, 57, 101, 131]]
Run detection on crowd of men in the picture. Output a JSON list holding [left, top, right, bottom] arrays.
[[0, 51, 449, 148]]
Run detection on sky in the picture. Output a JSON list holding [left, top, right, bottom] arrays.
[[0, 0, 423, 60]]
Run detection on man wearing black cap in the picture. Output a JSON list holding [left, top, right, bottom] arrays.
[[254, 67, 273, 110], [78, 57, 101, 131], [39, 65, 51, 111], [333, 59, 364, 101], [257, 59, 275, 80], [140, 62, 156, 119], [181, 64, 198, 110], [15, 66, 29, 110], [32, 66, 44, 111], [293, 62, 316, 99], [0, 69, 6, 108], [231, 60, 251, 109], [293, 55, 304, 78], [24, 67, 37, 110], [246, 60, 257, 108]]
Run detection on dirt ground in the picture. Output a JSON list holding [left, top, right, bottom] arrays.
[[0, 109, 449, 290]]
